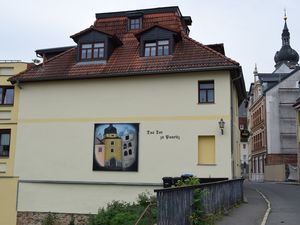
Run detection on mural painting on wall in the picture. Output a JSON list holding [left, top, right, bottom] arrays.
[[93, 123, 139, 171]]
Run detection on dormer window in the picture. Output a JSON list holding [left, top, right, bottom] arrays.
[[135, 25, 180, 57], [80, 42, 105, 60], [71, 26, 122, 62], [144, 40, 170, 57], [129, 18, 141, 30]]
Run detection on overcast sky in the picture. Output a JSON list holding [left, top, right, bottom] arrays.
[[1, 0, 299, 89]]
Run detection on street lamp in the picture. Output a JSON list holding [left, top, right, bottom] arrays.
[[218, 118, 225, 135]]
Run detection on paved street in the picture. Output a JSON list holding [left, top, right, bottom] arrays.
[[216, 181, 267, 225], [253, 182, 300, 225], [216, 181, 300, 225]]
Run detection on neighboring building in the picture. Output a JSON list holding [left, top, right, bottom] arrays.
[[239, 100, 249, 177], [247, 67, 267, 182], [0, 61, 31, 225], [247, 15, 299, 182], [9, 6, 246, 222], [293, 98, 300, 182]]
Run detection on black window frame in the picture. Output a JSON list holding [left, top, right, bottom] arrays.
[[80, 42, 105, 61], [198, 81, 215, 104], [129, 17, 141, 30], [144, 40, 170, 57], [0, 129, 11, 158], [0, 86, 14, 106]]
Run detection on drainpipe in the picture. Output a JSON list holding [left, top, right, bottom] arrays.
[[230, 67, 243, 179], [230, 73, 234, 179]]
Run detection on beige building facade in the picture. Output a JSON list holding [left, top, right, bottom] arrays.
[[14, 71, 243, 213]]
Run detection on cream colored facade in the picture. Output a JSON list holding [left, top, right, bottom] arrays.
[[232, 84, 241, 178], [0, 61, 29, 225], [14, 71, 241, 213]]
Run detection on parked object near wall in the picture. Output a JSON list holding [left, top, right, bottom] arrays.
[[162, 175, 228, 188]]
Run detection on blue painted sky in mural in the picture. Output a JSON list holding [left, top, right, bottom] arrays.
[[95, 124, 137, 138]]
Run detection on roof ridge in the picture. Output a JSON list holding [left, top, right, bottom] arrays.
[[183, 35, 240, 66], [41, 46, 76, 65], [9, 47, 76, 83]]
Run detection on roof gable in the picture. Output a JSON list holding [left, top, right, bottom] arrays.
[[70, 26, 122, 45], [264, 67, 300, 93], [135, 25, 180, 41]]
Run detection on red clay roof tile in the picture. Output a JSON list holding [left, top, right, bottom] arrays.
[[10, 9, 240, 83]]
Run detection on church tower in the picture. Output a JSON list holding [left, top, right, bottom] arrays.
[[274, 11, 299, 69]]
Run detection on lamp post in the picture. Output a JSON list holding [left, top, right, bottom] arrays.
[[218, 118, 225, 135]]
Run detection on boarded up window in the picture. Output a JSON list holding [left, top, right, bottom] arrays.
[[198, 136, 215, 164]]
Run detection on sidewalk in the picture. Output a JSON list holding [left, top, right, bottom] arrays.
[[216, 181, 267, 225]]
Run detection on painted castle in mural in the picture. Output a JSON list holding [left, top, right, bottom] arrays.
[[93, 123, 138, 171]]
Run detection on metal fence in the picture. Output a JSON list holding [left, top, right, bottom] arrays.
[[155, 179, 244, 225]]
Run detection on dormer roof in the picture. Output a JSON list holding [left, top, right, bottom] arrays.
[[9, 6, 246, 102], [70, 26, 122, 45], [134, 25, 181, 41]]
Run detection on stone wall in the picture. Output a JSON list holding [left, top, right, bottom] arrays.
[[17, 211, 90, 225]]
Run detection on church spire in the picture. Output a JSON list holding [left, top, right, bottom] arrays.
[[254, 63, 258, 82], [274, 10, 299, 68], [282, 10, 290, 46]]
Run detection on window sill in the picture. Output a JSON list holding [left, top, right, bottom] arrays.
[[197, 102, 215, 105], [197, 163, 217, 166], [0, 104, 14, 107], [141, 55, 172, 58], [76, 60, 107, 65]]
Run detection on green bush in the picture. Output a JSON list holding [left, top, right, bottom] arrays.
[[68, 215, 75, 225], [42, 212, 57, 225], [88, 192, 156, 225], [176, 176, 209, 225]]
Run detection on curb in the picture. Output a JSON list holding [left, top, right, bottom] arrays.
[[255, 189, 271, 225]]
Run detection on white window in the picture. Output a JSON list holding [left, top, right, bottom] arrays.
[[144, 40, 170, 57]]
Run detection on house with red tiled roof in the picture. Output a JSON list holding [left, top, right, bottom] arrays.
[[10, 6, 246, 224]]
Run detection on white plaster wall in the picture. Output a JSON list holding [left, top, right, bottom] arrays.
[[240, 142, 249, 164], [15, 71, 233, 213], [266, 70, 300, 154], [18, 72, 230, 119], [17, 183, 159, 213], [266, 93, 281, 153], [15, 119, 231, 182]]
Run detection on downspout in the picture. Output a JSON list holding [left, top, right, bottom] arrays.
[[230, 74, 234, 178], [230, 68, 243, 179]]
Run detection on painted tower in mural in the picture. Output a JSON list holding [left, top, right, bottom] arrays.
[[103, 124, 122, 168], [121, 129, 136, 168]]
